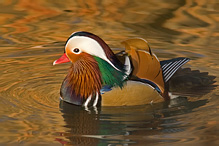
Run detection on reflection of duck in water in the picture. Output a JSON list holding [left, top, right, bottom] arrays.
[[57, 97, 208, 145], [53, 31, 194, 107], [56, 101, 100, 145]]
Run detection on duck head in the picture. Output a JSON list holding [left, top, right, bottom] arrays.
[[54, 31, 122, 68], [53, 31, 130, 106]]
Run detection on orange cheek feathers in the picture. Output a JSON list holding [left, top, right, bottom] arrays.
[[66, 48, 82, 63]]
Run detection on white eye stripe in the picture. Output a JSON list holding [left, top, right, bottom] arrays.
[[66, 36, 121, 72]]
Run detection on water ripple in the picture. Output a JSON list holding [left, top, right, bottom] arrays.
[[0, 0, 218, 145]]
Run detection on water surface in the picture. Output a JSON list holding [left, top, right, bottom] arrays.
[[0, 0, 218, 145]]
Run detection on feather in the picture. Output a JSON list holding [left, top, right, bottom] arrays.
[[64, 53, 102, 99], [93, 56, 126, 88], [61, 53, 127, 105], [160, 57, 190, 82], [68, 31, 125, 71], [122, 38, 165, 93]]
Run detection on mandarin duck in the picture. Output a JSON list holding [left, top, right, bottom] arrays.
[[53, 31, 190, 107]]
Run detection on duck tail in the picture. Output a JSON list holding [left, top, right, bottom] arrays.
[[160, 57, 190, 83]]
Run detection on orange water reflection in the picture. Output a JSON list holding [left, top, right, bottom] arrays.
[[0, 0, 218, 145]]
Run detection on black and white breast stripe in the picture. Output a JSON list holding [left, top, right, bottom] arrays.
[[83, 92, 100, 107], [160, 57, 190, 82]]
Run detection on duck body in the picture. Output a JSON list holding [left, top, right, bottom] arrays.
[[101, 80, 163, 106], [53, 31, 190, 107]]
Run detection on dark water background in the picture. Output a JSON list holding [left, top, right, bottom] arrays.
[[0, 0, 218, 145]]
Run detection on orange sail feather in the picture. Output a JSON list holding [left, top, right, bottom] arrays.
[[122, 38, 165, 93]]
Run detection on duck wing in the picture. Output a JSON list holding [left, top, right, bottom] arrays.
[[122, 38, 165, 93]]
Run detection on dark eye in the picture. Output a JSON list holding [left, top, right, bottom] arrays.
[[73, 48, 79, 53], [73, 48, 80, 54]]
